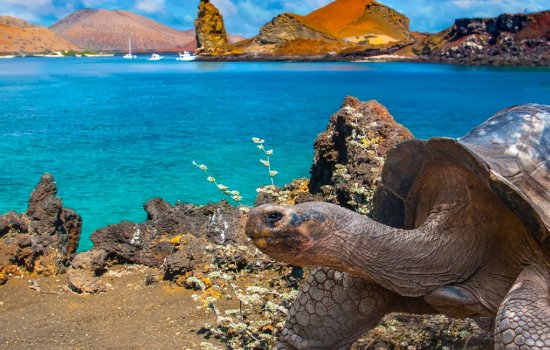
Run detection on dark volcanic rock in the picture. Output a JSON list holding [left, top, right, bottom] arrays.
[[415, 11, 550, 66], [0, 173, 82, 278], [91, 199, 245, 266], [308, 96, 413, 214], [0, 211, 27, 237]]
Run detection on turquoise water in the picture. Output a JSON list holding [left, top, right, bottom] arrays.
[[1, 56, 549, 250]]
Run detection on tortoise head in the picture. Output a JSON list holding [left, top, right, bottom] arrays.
[[245, 202, 332, 265]]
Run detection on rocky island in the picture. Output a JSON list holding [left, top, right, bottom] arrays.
[[194, 0, 549, 66], [0, 0, 547, 65]]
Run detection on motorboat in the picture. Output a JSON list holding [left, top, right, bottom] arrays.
[[176, 51, 196, 61], [123, 38, 137, 59], [148, 53, 163, 61]]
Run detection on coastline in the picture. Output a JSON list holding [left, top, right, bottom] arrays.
[[2, 49, 548, 67], [193, 52, 550, 66]]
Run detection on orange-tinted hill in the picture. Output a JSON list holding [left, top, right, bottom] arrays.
[[50, 9, 196, 52], [0, 16, 80, 54], [239, 0, 412, 56], [297, 0, 411, 43]]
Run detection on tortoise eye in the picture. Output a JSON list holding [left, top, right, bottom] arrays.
[[266, 211, 283, 225]]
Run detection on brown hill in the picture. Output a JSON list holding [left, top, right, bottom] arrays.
[[50, 9, 196, 52], [298, 0, 410, 44], [0, 16, 80, 55], [236, 0, 412, 56]]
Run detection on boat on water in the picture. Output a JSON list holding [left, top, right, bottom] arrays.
[[148, 53, 163, 61], [176, 51, 196, 61], [0, 55, 15, 59], [44, 52, 65, 58], [123, 38, 137, 59], [84, 53, 114, 57]]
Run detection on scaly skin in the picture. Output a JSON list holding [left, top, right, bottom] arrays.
[[245, 200, 550, 348], [275, 267, 436, 350], [275, 267, 394, 350], [495, 265, 550, 349]]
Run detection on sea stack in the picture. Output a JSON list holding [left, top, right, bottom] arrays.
[[194, 0, 231, 55]]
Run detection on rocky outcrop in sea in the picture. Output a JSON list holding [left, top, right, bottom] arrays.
[[414, 11, 550, 66], [195, 0, 231, 55]]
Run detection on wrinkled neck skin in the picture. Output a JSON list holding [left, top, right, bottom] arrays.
[[300, 203, 486, 297]]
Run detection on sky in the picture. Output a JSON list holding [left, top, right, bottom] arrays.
[[1, 0, 549, 37]]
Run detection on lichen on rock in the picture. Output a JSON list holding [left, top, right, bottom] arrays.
[[308, 96, 413, 214], [194, 0, 231, 55]]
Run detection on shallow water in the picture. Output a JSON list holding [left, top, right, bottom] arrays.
[[1, 56, 549, 250]]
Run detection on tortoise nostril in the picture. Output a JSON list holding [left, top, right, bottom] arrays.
[[266, 211, 284, 225]]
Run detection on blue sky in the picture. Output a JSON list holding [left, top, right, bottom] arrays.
[[2, 0, 548, 37]]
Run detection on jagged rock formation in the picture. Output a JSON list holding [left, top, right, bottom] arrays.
[[0, 16, 80, 54], [414, 11, 550, 65], [236, 0, 412, 56], [0, 173, 82, 283], [195, 0, 231, 55], [90, 198, 244, 266], [50, 9, 196, 52], [308, 96, 413, 214]]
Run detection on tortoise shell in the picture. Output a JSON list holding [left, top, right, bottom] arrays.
[[374, 104, 550, 250]]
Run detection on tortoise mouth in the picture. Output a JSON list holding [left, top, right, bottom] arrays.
[[250, 236, 283, 250]]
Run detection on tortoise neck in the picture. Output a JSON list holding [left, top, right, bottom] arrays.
[[313, 206, 482, 297]]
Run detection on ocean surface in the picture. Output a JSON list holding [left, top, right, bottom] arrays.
[[1, 56, 549, 250]]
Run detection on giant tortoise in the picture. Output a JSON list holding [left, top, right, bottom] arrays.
[[245, 104, 550, 349]]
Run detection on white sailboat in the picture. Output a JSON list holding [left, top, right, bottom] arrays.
[[123, 38, 137, 59]]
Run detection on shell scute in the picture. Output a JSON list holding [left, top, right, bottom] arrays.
[[374, 104, 550, 250]]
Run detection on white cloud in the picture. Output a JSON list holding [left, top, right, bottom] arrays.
[[134, 0, 165, 14], [453, 0, 476, 9], [0, 0, 66, 24], [2, 0, 52, 7], [211, 0, 238, 16]]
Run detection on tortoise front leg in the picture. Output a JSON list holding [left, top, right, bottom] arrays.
[[494, 265, 550, 349], [276, 267, 395, 350]]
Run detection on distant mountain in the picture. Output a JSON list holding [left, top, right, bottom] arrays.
[[50, 9, 196, 52], [298, 0, 410, 44], [235, 0, 412, 55], [0, 16, 80, 54], [50, 9, 245, 53], [413, 10, 550, 65]]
